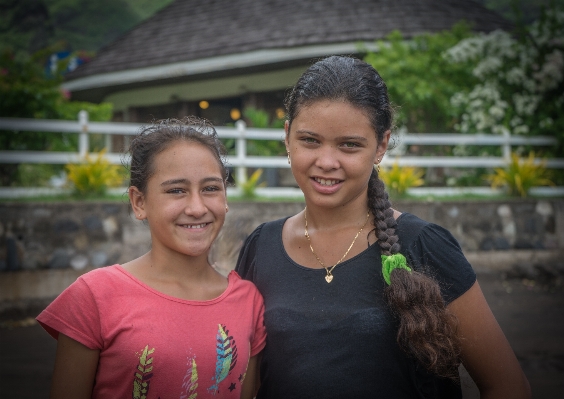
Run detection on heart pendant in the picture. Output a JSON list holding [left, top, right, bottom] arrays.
[[325, 274, 333, 283]]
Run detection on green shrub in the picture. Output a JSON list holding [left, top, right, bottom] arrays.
[[240, 168, 267, 199], [380, 161, 425, 196], [65, 149, 125, 196], [486, 152, 554, 197]]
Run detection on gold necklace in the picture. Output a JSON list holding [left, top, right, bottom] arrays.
[[304, 207, 370, 283]]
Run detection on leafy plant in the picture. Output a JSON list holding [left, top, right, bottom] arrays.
[[363, 23, 476, 133], [486, 152, 554, 197], [239, 168, 267, 199], [65, 149, 125, 196], [380, 161, 425, 196], [243, 107, 286, 156]]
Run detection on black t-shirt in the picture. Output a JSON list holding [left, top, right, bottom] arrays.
[[235, 212, 476, 399]]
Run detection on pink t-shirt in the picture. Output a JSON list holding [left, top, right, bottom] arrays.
[[37, 265, 266, 398]]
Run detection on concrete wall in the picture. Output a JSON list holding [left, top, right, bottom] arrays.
[[1, 199, 563, 306]]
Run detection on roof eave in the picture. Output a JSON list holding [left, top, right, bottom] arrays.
[[62, 41, 380, 92]]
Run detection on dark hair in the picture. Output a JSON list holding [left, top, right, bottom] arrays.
[[285, 56, 461, 380], [128, 116, 228, 194]]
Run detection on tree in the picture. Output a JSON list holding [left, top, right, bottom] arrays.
[[445, 5, 564, 156], [0, 46, 112, 185], [363, 23, 476, 133]]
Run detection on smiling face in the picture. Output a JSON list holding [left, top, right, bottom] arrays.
[[285, 100, 389, 210], [130, 140, 228, 260]]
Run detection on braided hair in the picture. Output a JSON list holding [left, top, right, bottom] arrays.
[[285, 56, 461, 379]]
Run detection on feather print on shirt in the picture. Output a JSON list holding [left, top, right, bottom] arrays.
[[133, 345, 155, 399], [180, 356, 198, 399], [208, 324, 238, 394]]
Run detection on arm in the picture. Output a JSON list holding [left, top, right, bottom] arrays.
[[50, 333, 100, 399], [448, 280, 531, 399], [240, 353, 261, 399]]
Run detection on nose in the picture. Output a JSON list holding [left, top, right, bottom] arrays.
[[184, 193, 207, 218], [315, 145, 340, 171]]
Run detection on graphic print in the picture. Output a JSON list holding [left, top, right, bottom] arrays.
[[180, 356, 199, 399], [133, 345, 155, 399], [208, 324, 238, 394]]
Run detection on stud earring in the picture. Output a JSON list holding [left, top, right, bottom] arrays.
[[225, 205, 229, 212], [287, 151, 291, 165]]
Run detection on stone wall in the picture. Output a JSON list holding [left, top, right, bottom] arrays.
[[1, 199, 563, 305]]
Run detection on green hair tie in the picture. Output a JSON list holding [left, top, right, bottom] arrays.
[[381, 253, 412, 285]]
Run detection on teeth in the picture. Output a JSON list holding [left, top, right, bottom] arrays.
[[316, 178, 339, 186], [183, 223, 207, 229]]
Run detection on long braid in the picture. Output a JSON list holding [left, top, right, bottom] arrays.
[[368, 171, 461, 380]]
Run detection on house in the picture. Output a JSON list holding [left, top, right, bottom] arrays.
[[63, 0, 511, 126]]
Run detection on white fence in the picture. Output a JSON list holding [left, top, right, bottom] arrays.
[[0, 111, 563, 197]]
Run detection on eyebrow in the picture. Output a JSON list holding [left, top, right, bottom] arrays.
[[160, 177, 224, 186], [296, 130, 369, 142]]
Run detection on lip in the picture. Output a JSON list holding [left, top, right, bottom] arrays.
[[310, 176, 343, 194]]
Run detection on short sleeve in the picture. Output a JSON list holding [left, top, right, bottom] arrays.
[[235, 223, 264, 283], [250, 288, 266, 356], [36, 275, 103, 349], [398, 215, 477, 304]]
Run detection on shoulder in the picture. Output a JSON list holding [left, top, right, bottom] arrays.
[[235, 217, 288, 280], [396, 213, 458, 251], [228, 271, 264, 303], [396, 213, 476, 303], [77, 264, 122, 283]]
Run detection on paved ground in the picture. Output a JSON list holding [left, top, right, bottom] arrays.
[[1, 271, 563, 398]]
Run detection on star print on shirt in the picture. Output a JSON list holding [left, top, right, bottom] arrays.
[[228, 382, 236, 392]]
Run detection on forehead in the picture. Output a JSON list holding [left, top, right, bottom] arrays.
[[291, 100, 375, 133], [151, 140, 223, 177]]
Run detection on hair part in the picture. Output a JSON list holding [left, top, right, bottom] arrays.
[[127, 116, 228, 194], [287, 55, 461, 380]]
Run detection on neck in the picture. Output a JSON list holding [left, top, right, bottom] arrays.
[[142, 248, 216, 283], [304, 199, 370, 232]]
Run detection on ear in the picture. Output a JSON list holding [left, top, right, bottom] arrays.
[[374, 130, 391, 164], [284, 120, 291, 151], [129, 186, 146, 220]]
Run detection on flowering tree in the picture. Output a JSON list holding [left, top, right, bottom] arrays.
[[445, 6, 564, 155], [364, 23, 476, 133]]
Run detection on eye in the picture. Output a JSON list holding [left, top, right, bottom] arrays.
[[167, 188, 185, 194], [203, 185, 222, 193], [341, 141, 360, 149], [301, 136, 319, 144]]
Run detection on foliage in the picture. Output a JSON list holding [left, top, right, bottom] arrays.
[[486, 152, 554, 197], [445, 5, 564, 155], [363, 23, 476, 133], [243, 107, 286, 157], [0, 46, 113, 185], [239, 168, 267, 199], [380, 161, 425, 196], [1, 0, 140, 54], [65, 149, 125, 197]]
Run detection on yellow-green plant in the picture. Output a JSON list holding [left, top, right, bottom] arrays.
[[240, 168, 267, 199], [380, 161, 425, 196], [486, 152, 554, 197], [65, 149, 125, 196]]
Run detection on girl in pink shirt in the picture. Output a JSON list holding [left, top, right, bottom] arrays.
[[37, 117, 266, 399]]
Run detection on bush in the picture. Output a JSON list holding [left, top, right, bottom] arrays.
[[380, 161, 425, 196], [65, 149, 125, 196], [239, 168, 267, 199], [486, 152, 554, 197]]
